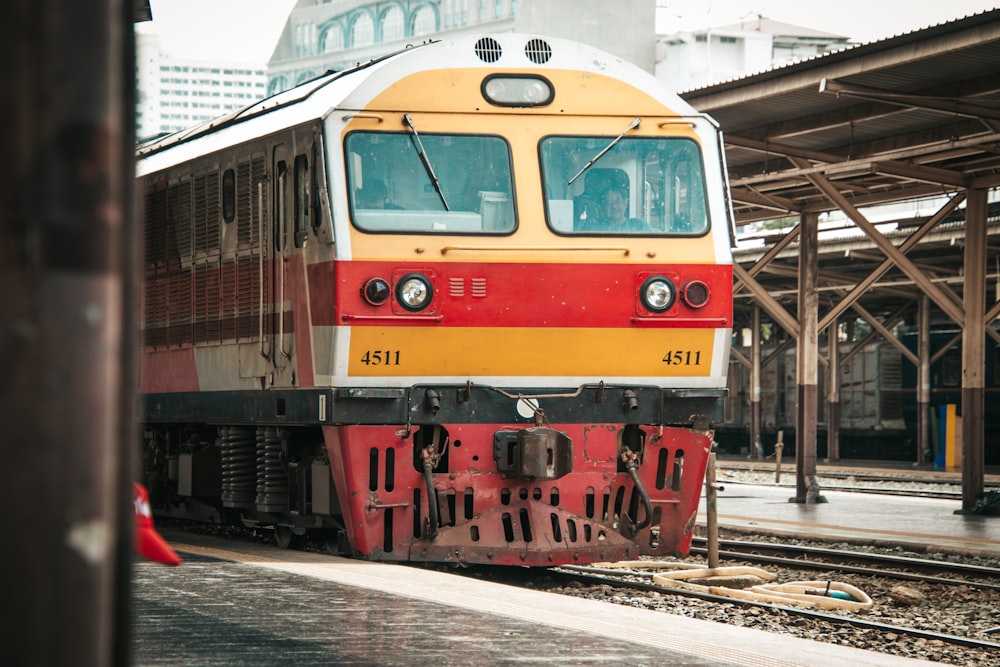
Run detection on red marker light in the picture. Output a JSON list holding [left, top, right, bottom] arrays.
[[682, 280, 710, 308]]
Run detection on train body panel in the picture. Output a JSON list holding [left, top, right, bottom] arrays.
[[137, 35, 732, 565]]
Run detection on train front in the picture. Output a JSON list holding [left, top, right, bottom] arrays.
[[320, 35, 733, 566]]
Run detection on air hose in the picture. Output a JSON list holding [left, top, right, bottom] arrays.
[[622, 451, 653, 531]]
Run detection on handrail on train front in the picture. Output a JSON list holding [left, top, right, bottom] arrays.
[[440, 245, 631, 255]]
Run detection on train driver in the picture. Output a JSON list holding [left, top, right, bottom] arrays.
[[601, 187, 652, 232], [358, 179, 402, 209]]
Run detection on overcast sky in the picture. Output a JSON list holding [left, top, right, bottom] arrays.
[[139, 0, 999, 62], [659, 0, 999, 41]]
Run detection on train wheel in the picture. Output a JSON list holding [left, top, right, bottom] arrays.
[[274, 526, 302, 550], [322, 534, 339, 555]]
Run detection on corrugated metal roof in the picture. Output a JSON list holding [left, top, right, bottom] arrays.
[[683, 8, 1000, 227], [713, 17, 849, 40]]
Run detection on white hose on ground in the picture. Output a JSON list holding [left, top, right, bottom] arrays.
[[627, 563, 876, 611]]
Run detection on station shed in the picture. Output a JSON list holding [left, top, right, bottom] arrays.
[[681, 9, 1000, 510]]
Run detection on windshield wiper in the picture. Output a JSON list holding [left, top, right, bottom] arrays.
[[567, 117, 641, 186], [403, 113, 450, 211]]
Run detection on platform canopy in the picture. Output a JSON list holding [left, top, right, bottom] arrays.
[[681, 9, 1000, 508], [683, 8, 1000, 327]]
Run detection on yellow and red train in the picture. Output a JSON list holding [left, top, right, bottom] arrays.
[[137, 34, 733, 566]]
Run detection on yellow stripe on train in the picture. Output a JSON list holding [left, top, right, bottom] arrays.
[[347, 326, 716, 377]]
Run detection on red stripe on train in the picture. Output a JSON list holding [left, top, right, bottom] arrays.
[[140, 347, 199, 394], [307, 260, 732, 328]]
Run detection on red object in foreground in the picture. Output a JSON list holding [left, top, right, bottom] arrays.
[[133, 483, 182, 565]]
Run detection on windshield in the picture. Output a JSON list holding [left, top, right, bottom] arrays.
[[540, 136, 709, 236], [346, 131, 515, 234]]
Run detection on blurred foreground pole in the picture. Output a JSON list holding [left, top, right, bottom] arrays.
[[0, 1, 137, 665]]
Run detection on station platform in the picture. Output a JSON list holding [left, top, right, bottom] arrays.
[[715, 455, 1000, 481], [700, 481, 1000, 557], [708, 458, 1000, 557], [133, 531, 944, 667]]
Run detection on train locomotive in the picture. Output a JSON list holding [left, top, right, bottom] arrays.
[[136, 34, 734, 566]]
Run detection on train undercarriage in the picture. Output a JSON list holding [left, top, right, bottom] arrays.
[[141, 387, 716, 566]]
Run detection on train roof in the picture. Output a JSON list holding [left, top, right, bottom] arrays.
[[136, 33, 704, 177]]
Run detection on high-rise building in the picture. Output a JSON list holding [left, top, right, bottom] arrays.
[[135, 30, 268, 142], [134, 3, 847, 142]]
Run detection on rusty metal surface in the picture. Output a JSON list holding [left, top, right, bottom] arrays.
[[324, 423, 711, 566]]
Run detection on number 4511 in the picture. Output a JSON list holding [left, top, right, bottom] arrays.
[[360, 350, 400, 366], [663, 350, 701, 365]]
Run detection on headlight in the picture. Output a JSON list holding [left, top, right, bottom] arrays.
[[640, 276, 676, 313], [482, 75, 553, 107], [361, 277, 390, 306], [396, 273, 433, 311]]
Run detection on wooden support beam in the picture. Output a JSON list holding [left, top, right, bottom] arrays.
[[794, 212, 822, 503], [800, 162, 966, 326], [826, 315, 840, 462], [751, 306, 763, 461], [961, 188, 987, 511], [817, 193, 964, 332], [851, 303, 920, 367], [734, 224, 801, 292], [987, 326, 1000, 347], [820, 78, 1000, 122], [985, 297, 1000, 324], [932, 330, 963, 365], [729, 186, 799, 213], [727, 134, 971, 188], [836, 306, 909, 368], [733, 263, 800, 338], [732, 132, 1000, 188], [871, 160, 970, 188], [918, 295, 931, 465], [730, 346, 751, 369]]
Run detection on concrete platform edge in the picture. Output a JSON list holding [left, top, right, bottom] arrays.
[[165, 532, 943, 667]]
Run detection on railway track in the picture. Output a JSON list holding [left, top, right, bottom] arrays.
[[715, 466, 977, 499], [689, 537, 1000, 591], [545, 561, 1000, 656], [720, 480, 963, 499], [477, 530, 1000, 665]]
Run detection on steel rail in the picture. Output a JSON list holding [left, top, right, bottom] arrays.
[[551, 565, 1000, 653], [688, 539, 1000, 592], [715, 478, 963, 499]]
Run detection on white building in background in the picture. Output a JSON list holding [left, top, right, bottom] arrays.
[[266, 0, 656, 95], [135, 3, 852, 140], [135, 31, 268, 141], [656, 17, 851, 91]]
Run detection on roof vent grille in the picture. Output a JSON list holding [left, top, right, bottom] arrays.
[[524, 38, 552, 64], [474, 37, 503, 63]]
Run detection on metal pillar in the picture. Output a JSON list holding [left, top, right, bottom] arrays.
[[826, 316, 840, 462], [961, 188, 987, 512], [1, 1, 134, 664], [918, 294, 931, 465], [793, 212, 824, 503], [751, 306, 763, 460]]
